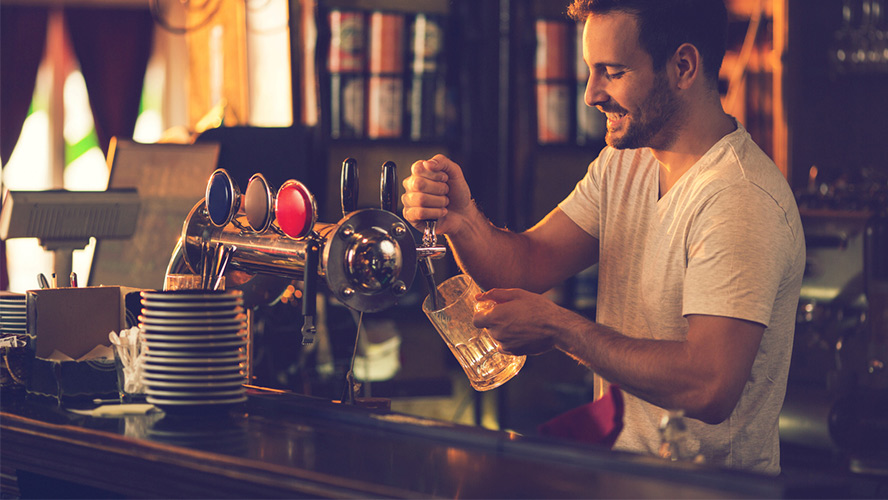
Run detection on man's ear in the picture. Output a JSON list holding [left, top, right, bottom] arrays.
[[672, 43, 701, 90]]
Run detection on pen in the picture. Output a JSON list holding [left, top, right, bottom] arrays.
[[37, 273, 50, 289], [51, 272, 58, 288], [70, 272, 78, 288]]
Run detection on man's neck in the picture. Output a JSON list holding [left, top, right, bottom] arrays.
[[652, 110, 736, 198]]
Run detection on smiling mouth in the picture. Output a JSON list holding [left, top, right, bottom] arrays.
[[605, 112, 627, 130]]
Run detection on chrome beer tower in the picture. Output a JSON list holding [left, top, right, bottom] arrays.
[[165, 159, 447, 345]]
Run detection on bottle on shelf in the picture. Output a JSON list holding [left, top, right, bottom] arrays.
[[535, 19, 571, 144], [329, 9, 367, 139], [367, 11, 406, 139], [408, 13, 446, 141]]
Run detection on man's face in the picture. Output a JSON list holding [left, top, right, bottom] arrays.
[[582, 12, 684, 150]]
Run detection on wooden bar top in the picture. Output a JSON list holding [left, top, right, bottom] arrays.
[[1, 386, 789, 498]]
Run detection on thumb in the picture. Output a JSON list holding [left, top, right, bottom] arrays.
[[476, 288, 523, 304]]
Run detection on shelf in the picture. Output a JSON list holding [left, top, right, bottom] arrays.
[[319, 0, 449, 14]]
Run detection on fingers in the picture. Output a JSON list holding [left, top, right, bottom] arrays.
[[473, 300, 495, 313], [476, 288, 523, 303], [400, 193, 448, 223], [472, 289, 519, 326], [430, 154, 466, 184], [402, 155, 454, 225], [410, 156, 446, 178], [402, 170, 449, 196]]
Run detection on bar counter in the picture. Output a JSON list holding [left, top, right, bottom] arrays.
[[1, 386, 801, 498]]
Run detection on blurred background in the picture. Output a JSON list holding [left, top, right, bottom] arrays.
[[1, 0, 886, 483]]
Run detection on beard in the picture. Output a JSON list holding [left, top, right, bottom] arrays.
[[603, 72, 684, 150]]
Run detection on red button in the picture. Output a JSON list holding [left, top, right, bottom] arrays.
[[276, 180, 315, 239]]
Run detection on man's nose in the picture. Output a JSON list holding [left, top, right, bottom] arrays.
[[584, 75, 609, 108]]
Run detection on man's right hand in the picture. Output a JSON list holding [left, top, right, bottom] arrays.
[[401, 154, 474, 237]]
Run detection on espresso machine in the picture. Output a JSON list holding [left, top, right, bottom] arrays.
[[164, 159, 446, 349]]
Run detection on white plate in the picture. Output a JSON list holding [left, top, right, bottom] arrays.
[[140, 290, 243, 302], [140, 308, 243, 319], [143, 369, 243, 380], [147, 395, 246, 407], [144, 340, 245, 350], [145, 348, 243, 358], [143, 333, 244, 343], [141, 300, 241, 311], [144, 351, 243, 361], [141, 290, 242, 301], [144, 363, 243, 373], [144, 355, 246, 365], [141, 296, 241, 307], [145, 387, 244, 397], [138, 314, 246, 326], [143, 374, 243, 384], [143, 367, 242, 376], [139, 322, 245, 333], [143, 374, 244, 385], [143, 379, 244, 389]]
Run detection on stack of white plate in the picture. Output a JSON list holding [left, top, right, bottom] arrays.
[[139, 290, 247, 411], [0, 292, 27, 338]]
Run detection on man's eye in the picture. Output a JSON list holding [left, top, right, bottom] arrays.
[[606, 71, 625, 80]]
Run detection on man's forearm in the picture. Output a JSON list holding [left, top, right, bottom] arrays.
[[555, 319, 735, 424], [445, 201, 535, 291]]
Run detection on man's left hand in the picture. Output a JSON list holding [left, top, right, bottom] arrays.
[[473, 288, 587, 356]]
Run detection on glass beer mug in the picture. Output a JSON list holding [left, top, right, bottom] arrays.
[[422, 274, 525, 391]]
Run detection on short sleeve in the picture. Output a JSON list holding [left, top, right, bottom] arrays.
[[559, 149, 609, 239]]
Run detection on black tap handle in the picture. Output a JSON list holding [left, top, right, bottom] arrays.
[[341, 157, 358, 217], [302, 239, 319, 315], [380, 161, 397, 212], [301, 238, 320, 345]]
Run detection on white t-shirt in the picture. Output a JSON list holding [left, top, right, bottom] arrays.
[[558, 123, 805, 474]]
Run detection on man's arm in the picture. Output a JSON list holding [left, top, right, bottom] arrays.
[[402, 155, 599, 293], [449, 207, 599, 293], [475, 288, 764, 424], [558, 313, 764, 424]]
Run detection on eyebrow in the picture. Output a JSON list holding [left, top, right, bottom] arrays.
[[591, 62, 629, 71]]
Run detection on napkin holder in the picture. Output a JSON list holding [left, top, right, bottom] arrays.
[[25, 286, 142, 402]]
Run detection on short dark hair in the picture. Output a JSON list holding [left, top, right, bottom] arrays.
[[568, 0, 727, 84]]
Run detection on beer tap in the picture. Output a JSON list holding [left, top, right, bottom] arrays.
[[161, 154, 461, 409], [342, 158, 361, 404], [303, 157, 357, 347], [419, 221, 441, 309], [285, 174, 320, 346], [380, 161, 397, 213], [301, 238, 319, 345], [341, 157, 358, 216], [169, 160, 423, 314]]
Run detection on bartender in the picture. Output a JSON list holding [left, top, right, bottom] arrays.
[[402, 0, 804, 475]]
